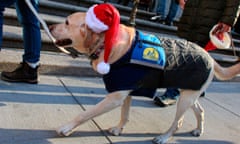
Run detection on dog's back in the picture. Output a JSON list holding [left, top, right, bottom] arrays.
[[103, 32, 214, 95], [157, 37, 213, 90]]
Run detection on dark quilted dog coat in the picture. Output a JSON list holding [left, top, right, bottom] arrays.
[[103, 32, 212, 97]]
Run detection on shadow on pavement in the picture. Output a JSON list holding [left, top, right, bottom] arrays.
[[114, 139, 234, 144], [0, 81, 159, 108], [0, 128, 110, 144], [0, 128, 55, 144]]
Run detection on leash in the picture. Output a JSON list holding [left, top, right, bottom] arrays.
[[24, 0, 79, 57]]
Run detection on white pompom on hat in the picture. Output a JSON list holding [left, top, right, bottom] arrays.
[[85, 3, 120, 74]]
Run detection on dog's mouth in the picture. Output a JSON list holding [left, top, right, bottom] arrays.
[[55, 38, 73, 47]]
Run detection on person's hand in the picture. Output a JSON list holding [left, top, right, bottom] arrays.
[[211, 22, 231, 36]]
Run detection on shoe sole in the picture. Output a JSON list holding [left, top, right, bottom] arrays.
[[161, 99, 177, 106], [154, 97, 177, 107], [1, 75, 38, 84]]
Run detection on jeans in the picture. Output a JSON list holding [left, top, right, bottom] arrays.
[[0, 0, 41, 63], [156, 0, 180, 23]]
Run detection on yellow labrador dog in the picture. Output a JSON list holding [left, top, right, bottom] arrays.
[[49, 5, 240, 144]]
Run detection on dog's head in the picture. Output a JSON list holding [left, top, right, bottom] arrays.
[[49, 12, 104, 55], [49, 5, 134, 74]]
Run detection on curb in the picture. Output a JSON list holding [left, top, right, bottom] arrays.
[[0, 48, 100, 77], [1, 48, 239, 82]]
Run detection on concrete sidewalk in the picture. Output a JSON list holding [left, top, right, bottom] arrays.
[[0, 48, 99, 77], [0, 75, 239, 144]]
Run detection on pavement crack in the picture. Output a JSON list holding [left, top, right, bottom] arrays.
[[205, 97, 240, 118], [58, 77, 113, 144]]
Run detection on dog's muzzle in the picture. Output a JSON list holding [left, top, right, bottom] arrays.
[[55, 39, 73, 47]]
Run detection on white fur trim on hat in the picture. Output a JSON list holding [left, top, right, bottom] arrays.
[[86, 5, 109, 33], [210, 24, 231, 49]]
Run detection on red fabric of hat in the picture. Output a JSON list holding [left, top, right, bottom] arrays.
[[86, 3, 120, 63]]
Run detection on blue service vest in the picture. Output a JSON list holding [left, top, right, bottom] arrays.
[[130, 31, 166, 69]]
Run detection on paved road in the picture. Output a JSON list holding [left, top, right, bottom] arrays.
[[0, 75, 239, 144]]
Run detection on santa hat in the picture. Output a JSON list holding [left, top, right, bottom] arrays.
[[205, 24, 231, 51], [209, 24, 231, 49], [86, 3, 120, 74]]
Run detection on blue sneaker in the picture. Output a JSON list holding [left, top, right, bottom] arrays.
[[153, 88, 180, 107]]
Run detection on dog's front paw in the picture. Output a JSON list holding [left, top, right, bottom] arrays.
[[152, 135, 170, 144], [191, 129, 203, 137], [56, 123, 76, 136], [108, 127, 123, 136]]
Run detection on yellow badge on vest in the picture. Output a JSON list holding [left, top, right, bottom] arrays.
[[143, 47, 160, 62]]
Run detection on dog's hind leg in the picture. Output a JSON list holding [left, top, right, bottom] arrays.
[[108, 95, 132, 136], [191, 100, 204, 136], [56, 90, 130, 136], [152, 89, 201, 144], [190, 67, 214, 137], [152, 66, 214, 144]]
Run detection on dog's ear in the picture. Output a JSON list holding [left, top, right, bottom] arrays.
[[84, 27, 95, 48], [79, 24, 93, 48], [79, 24, 87, 39]]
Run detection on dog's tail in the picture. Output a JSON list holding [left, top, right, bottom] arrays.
[[214, 61, 240, 80]]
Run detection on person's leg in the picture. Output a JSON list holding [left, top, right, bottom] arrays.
[[174, 5, 183, 22], [16, 0, 41, 65], [156, 0, 170, 17], [0, 0, 16, 50], [150, 0, 170, 22], [1, 0, 41, 84], [0, 6, 4, 50], [165, 0, 180, 26]]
